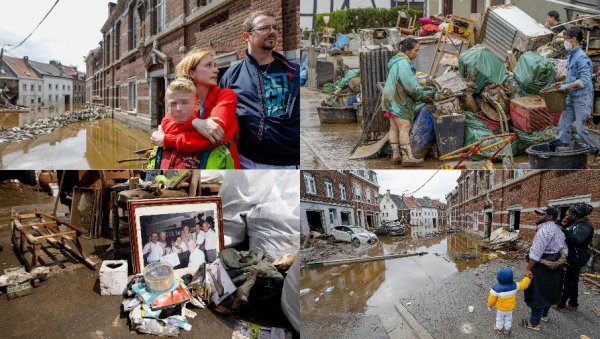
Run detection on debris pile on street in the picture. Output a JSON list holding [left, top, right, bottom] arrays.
[[0, 108, 109, 143], [303, 4, 600, 168]]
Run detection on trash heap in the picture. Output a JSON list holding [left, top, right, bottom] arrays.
[[123, 262, 205, 336], [0, 108, 109, 143]]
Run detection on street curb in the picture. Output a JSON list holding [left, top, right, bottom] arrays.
[[395, 302, 434, 339]]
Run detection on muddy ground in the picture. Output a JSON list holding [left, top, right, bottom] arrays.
[[0, 183, 296, 338], [300, 87, 600, 170], [300, 228, 600, 338]]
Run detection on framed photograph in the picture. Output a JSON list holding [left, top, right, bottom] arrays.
[[129, 197, 223, 274]]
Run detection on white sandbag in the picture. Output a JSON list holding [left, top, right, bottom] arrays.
[[219, 170, 300, 259], [281, 259, 300, 333]]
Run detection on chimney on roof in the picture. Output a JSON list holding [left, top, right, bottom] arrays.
[[108, 2, 117, 16], [23, 56, 29, 65], [386, 189, 390, 195]]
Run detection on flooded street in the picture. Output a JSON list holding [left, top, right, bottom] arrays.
[[0, 118, 151, 169], [301, 227, 490, 337]]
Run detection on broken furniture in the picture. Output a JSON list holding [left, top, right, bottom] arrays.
[[11, 213, 95, 271], [479, 5, 554, 62], [111, 171, 202, 254], [321, 27, 336, 46], [430, 16, 474, 76]]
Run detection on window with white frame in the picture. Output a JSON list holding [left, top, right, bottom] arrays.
[[354, 184, 361, 201], [366, 189, 372, 203], [340, 184, 346, 200], [157, 0, 165, 33], [325, 180, 333, 198], [303, 173, 316, 194], [128, 81, 137, 111], [22, 84, 26, 91]]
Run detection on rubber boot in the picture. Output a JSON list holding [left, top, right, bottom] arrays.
[[400, 144, 423, 167], [391, 143, 402, 164]]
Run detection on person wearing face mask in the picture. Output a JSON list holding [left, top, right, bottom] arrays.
[[552, 27, 598, 155]]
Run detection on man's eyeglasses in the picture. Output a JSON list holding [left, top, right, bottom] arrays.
[[249, 25, 282, 34]]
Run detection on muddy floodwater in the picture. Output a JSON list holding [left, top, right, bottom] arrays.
[[0, 118, 151, 169], [300, 227, 492, 332]]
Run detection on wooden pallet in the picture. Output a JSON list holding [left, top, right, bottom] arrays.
[[11, 213, 95, 272]]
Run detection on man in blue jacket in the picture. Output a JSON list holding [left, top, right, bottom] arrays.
[[555, 27, 598, 154], [219, 11, 300, 169]]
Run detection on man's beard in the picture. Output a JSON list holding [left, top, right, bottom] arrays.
[[262, 41, 275, 50]]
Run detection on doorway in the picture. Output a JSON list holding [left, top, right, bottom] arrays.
[[155, 78, 165, 124], [509, 210, 521, 231], [366, 214, 373, 229], [306, 210, 324, 232], [485, 212, 492, 238]]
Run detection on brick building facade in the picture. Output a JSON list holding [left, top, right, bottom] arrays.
[[446, 170, 600, 241], [300, 170, 380, 234], [85, 0, 300, 131]]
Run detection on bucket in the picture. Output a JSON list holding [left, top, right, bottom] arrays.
[[434, 114, 466, 156], [49, 183, 59, 197], [539, 88, 567, 112], [526, 142, 590, 169]]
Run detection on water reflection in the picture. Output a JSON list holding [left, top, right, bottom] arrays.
[[300, 231, 491, 318], [0, 119, 151, 169]]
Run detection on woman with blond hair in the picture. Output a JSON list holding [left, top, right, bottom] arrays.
[[150, 49, 240, 169]]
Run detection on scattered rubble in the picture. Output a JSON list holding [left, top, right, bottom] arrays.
[[0, 108, 109, 143]]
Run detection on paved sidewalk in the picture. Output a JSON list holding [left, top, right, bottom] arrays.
[[401, 259, 600, 338]]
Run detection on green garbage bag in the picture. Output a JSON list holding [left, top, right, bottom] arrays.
[[464, 111, 518, 161], [514, 126, 556, 154], [514, 52, 556, 96], [458, 45, 508, 94]]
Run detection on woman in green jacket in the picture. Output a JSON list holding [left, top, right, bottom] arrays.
[[382, 38, 435, 166]]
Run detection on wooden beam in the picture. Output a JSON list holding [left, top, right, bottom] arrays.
[[37, 213, 88, 235], [306, 252, 428, 268]]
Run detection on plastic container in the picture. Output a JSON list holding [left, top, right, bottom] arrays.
[[475, 111, 500, 131], [510, 96, 553, 132], [317, 106, 357, 124], [526, 142, 590, 169], [144, 262, 175, 292], [539, 88, 567, 112], [49, 183, 59, 197], [434, 114, 466, 156]]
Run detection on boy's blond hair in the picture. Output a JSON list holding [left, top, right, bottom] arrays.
[[166, 78, 197, 98], [175, 49, 216, 80]]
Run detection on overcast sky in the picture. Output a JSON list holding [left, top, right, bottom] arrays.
[[375, 170, 462, 203], [0, 0, 107, 71]]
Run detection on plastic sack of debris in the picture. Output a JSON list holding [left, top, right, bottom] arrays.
[[281, 259, 300, 333], [219, 171, 300, 260], [464, 111, 519, 160], [514, 126, 557, 153], [410, 106, 436, 159], [458, 45, 508, 93], [489, 228, 519, 244], [514, 52, 556, 96]]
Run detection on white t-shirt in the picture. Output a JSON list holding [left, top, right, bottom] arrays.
[[188, 248, 206, 268], [196, 230, 206, 245], [142, 242, 163, 263]]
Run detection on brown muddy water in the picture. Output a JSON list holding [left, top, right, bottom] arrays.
[[0, 118, 151, 169], [300, 227, 492, 317]]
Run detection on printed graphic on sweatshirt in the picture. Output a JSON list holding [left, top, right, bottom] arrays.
[[260, 60, 289, 117]]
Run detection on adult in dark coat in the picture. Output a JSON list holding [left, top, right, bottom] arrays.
[[554, 203, 595, 311]]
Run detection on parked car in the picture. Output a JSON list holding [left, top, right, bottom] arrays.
[[375, 224, 406, 236], [358, 227, 378, 242], [328, 225, 375, 245]]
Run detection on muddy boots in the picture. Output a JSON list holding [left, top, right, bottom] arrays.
[[391, 143, 402, 164], [400, 145, 423, 167]]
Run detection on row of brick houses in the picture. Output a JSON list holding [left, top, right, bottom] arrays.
[[0, 55, 85, 110], [379, 190, 447, 228], [300, 170, 380, 234], [445, 170, 600, 241], [85, 0, 300, 131]]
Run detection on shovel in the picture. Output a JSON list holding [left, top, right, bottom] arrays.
[[349, 132, 389, 159]]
